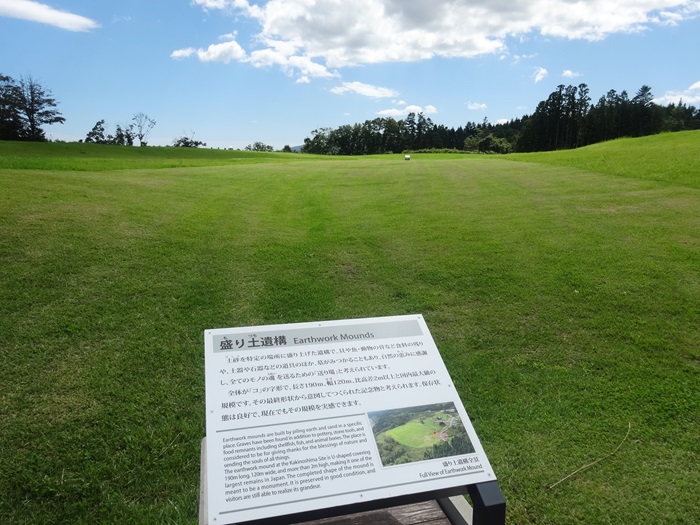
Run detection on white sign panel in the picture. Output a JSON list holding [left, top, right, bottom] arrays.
[[204, 315, 495, 524]]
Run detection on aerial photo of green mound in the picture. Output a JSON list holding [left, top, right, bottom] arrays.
[[369, 403, 475, 466]]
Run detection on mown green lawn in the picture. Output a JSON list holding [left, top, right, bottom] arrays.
[[0, 136, 698, 524], [507, 130, 700, 189], [386, 420, 442, 448]]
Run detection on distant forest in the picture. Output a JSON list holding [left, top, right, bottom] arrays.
[[302, 84, 700, 155]]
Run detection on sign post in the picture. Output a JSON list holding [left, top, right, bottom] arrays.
[[203, 315, 501, 524]]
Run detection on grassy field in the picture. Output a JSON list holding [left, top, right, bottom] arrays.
[[385, 414, 450, 448], [0, 141, 310, 171], [387, 421, 442, 447], [1, 134, 698, 524]]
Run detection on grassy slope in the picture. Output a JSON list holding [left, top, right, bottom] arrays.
[[0, 136, 698, 524], [506, 130, 700, 189], [0, 141, 315, 170]]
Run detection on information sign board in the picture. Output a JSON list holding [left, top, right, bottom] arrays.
[[204, 315, 495, 524]]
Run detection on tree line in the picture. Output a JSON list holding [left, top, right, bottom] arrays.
[[302, 84, 700, 155], [516, 84, 698, 151], [3, 73, 698, 153]]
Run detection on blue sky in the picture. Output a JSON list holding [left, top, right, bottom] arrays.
[[1, 0, 699, 149]]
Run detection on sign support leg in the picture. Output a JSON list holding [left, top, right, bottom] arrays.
[[466, 481, 506, 525], [437, 495, 473, 525]]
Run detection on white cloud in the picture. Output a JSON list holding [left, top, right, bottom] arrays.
[[331, 81, 398, 98], [170, 48, 196, 59], [512, 53, 537, 63], [193, 0, 263, 18], [653, 80, 700, 105], [377, 103, 437, 117], [248, 47, 288, 68], [288, 55, 336, 79], [171, 40, 246, 64], [0, 0, 99, 31], [247, 49, 335, 79], [562, 69, 582, 78], [534, 67, 548, 83], [376, 108, 408, 117], [198, 40, 247, 63], [468, 102, 488, 110], [173, 30, 334, 79], [177, 1, 700, 80], [192, 0, 229, 8], [404, 105, 424, 114]]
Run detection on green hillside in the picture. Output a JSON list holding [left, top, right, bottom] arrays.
[[506, 130, 700, 188]]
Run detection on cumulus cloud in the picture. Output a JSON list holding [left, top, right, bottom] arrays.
[[653, 80, 700, 105], [287, 56, 336, 79], [173, 30, 335, 80], [176, 1, 700, 81], [171, 48, 196, 60], [192, 0, 229, 9], [534, 67, 549, 83], [198, 40, 247, 63], [0, 0, 99, 31], [171, 40, 246, 64], [172, 35, 335, 79], [376, 108, 410, 117], [331, 82, 398, 98], [377, 102, 437, 117], [193, 0, 263, 17], [467, 102, 488, 110], [562, 69, 582, 78]]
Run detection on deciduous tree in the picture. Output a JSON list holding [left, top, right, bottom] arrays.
[[85, 120, 135, 145], [15, 75, 65, 141], [1, 74, 64, 141], [172, 133, 206, 147], [245, 141, 274, 152], [132, 112, 156, 146], [112, 123, 135, 146], [85, 119, 107, 144]]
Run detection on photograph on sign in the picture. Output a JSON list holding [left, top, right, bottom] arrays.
[[369, 402, 475, 467], [204, 315, 495, 524]]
